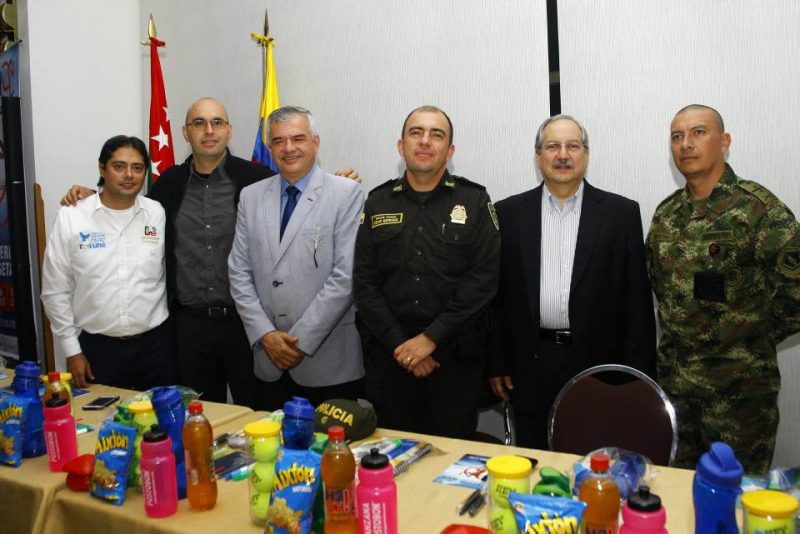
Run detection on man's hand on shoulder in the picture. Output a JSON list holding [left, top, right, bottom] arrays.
[[261, 331, 304, 370], [66, 352, 94, 387], [60, 185, 96, 206], [335, 168, 362, 184]]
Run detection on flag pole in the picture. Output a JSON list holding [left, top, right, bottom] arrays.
[[250, 9, 280, 170], [142, 14, 175, 188]]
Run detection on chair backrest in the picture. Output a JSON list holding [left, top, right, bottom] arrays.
[[547, 364, 678, 466]]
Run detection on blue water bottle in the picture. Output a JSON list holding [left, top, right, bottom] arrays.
[[12, 361, 46, 457], [282, 396, 315, 449], [693, 441, 743, 534], [151, 386, 187, 499]]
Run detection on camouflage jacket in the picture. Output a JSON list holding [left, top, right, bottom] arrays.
[[646, 164, 800, 398]]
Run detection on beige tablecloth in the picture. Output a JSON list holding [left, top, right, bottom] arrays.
[[41, 416, 696, 534], [0, 375, 252, 534]]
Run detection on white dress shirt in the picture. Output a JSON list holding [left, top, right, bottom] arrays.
[[539, 181, 584, 329], [41, 193, 168, 361]]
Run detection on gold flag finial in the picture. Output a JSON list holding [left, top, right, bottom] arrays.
[[141, 14, 158, 45], [251, 8, 273, 46]]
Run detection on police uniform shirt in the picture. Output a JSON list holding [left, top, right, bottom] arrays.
[[354, 171, 500, 352], [42, 192, 169, 360]]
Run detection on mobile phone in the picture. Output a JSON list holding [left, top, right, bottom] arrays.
[[82, 395, 120, 410], [214, 451, 248, 477]]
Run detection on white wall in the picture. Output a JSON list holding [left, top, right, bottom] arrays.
[[559, 0, 800, 467], [139, 0, 551, 201], [25, 0, 144, 235], [22, 0, 144, 366]]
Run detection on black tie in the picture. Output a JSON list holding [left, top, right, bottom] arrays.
[[280, 186, 300, 240]]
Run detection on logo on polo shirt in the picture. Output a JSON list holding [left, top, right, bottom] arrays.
[[78, 231, 106, 250], [142, 226, 160, 244]]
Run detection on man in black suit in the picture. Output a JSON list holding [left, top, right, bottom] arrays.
[[488, 115, 656, 449]]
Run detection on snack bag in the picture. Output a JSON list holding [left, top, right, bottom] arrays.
[[0, 394, 31, 467], [267, 447, 322, 534], [90, 421, 136, 505], [509, 492, 587, 534]]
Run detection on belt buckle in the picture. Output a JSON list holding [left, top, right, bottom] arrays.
[[207, 307, 228, 319], [554, 330, 570, 344]]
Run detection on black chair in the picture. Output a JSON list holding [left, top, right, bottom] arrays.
[[547, 364, 678, 466]]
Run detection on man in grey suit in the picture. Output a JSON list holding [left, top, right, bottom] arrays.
[[228, 106, 364, 409]]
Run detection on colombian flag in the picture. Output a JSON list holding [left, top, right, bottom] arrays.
[[251, 36, 280, 172]]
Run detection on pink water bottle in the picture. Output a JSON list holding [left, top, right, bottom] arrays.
[[621, 485, 668, 533], [140, 425, 178, 518], [357, 448, 398, 534], [43, 397, 78, 472]]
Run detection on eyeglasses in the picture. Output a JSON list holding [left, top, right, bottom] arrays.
[[186, 118, 229, 130], [108, 162, 146, 174], [541, 141, 586, 154]]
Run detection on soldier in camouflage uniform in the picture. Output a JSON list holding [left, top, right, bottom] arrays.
[[647, 104, 800, 473]]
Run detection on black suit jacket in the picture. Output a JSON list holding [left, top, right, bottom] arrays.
[[489, 181, 656, 405]]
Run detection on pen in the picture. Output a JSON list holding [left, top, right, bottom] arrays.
[[467, 484, 489, 516], [457, 487, 483, 515]]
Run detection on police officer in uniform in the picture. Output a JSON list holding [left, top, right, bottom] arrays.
[[647, 104, 800, 473], [354, 106, 500, 439]]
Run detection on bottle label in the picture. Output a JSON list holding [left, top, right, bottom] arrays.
[[45, 429, 60, 462], [583, 523, 618, 534], [360, 500, 387, 534], [324, 483, 356, 519]]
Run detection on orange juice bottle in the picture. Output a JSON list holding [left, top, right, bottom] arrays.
[[321, 426, 358, 533], [182, 401, 217, 510], [42, 372, 69, 405], [579, 453, 621, 534]]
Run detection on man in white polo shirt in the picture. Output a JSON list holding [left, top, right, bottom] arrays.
[[42, 135, 175, 389]]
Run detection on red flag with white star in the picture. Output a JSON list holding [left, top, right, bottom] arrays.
[[147, 36, 174, 187]]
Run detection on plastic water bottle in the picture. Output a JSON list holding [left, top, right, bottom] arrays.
[[151, 386, 187, 499], [183, 401, 217, 510], [357, 448, 398, 534], [322, 426, 358, 533], [578, 453, 621, 534], [140, 425, 178, 518], [621, 485, 668, 533], [43, 397, 78, 472], [12, 361, 46, 457], [693, 442, 742, 534], [282, 396, 315, 450]]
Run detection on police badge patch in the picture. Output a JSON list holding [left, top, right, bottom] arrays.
[[778, 247, 800, 277], [450, 205, 467, 224]]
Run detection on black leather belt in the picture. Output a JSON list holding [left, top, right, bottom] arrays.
[[185, 306, 238, 319], [539, 328, 572, 345]]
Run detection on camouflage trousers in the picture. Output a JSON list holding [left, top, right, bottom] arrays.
[[671, 392, 778, 475]]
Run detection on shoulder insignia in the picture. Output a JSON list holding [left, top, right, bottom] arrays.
[[449, 175, 487, 190], [487, 202, 499, 231], [654, 188, 683, 211], [370, 178, 402, 195], [739, 180, 777, 207]]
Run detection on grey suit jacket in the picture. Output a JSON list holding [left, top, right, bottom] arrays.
[[228, 164, 365, 387]]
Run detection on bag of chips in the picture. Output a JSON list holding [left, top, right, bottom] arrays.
[[267, 447, 322, 534], [509, 492, 587, 534], [90, 421, 136, 505], [0, 394, 31, 467]]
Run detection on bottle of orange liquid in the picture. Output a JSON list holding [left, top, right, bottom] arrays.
[[579, 453, 621, 534], [182, 401, 217, 510], [42, 372, 69, 405], [321, 426, 358, 533]]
